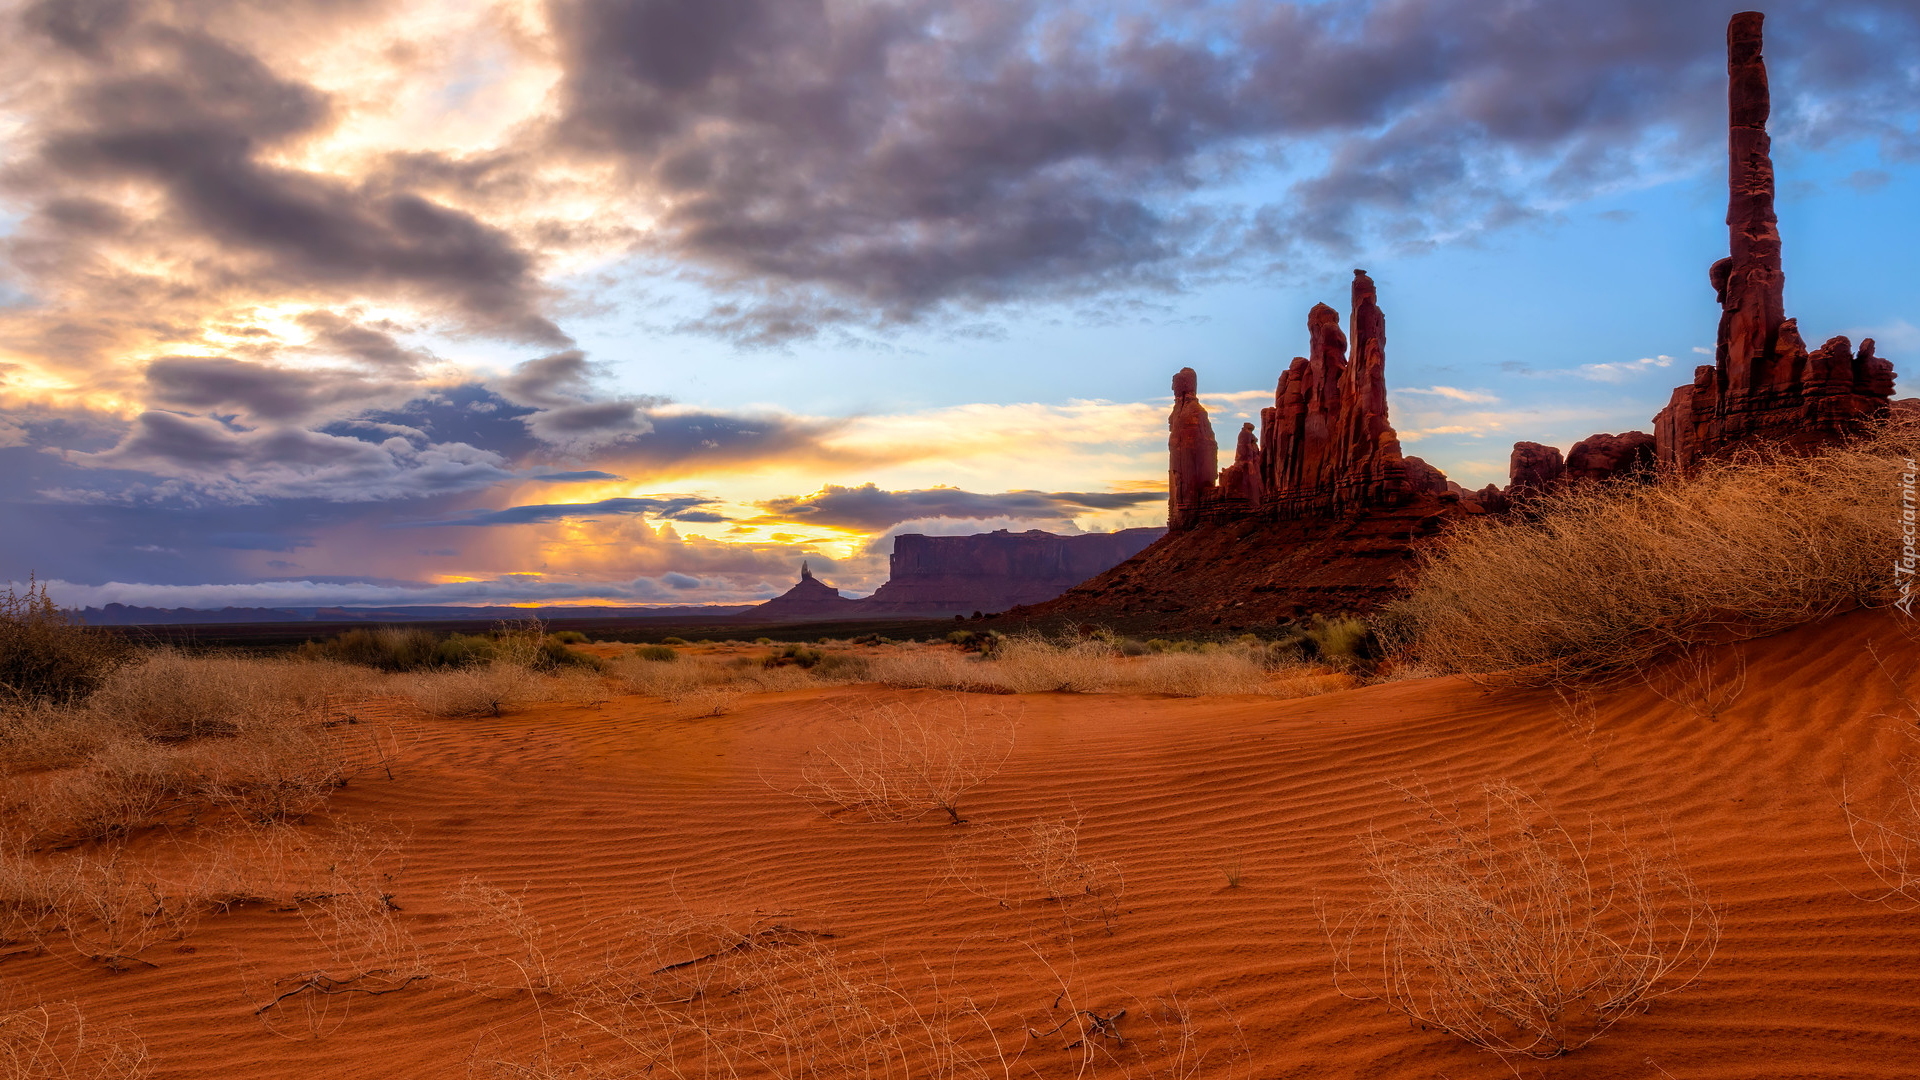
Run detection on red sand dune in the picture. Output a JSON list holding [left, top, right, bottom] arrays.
[[10, 609, 1920, 1078]]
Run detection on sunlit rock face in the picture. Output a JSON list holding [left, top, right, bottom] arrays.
[[1168, 270, 1443, 534], [1654, 11, 1895, 470]]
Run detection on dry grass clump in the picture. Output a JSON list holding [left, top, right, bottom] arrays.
[[398, 663, 554, 718], [465, 907, 1007, 1080], [0, 578, 133, 708], [0, 1000, 149, 1079], [793, 697, 1017, 824], [1328, 782, 1718, 1059], [0, 654, 404, 845], [1385, 426, 1911, 682], [1842, 637, 1920, 907], [945, 817, 1125, 932], [864, 636, 1319, 698]]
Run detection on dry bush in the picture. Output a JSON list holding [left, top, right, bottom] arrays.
[[945, 817, 1124, 932], [1110, 651, 1273, 696], [243, 823, 426, 1038], [0, 578, 134, 708], [1643, 649, 1748, 721], [982, 637, 1116, 693], [0, 1001, 148, 1080], [607, 652, 714, 700], [793, 698, 1017, 824], [473, 909, 1006, 1080], [1328, 782, 1718, 1059], [2, 660, 405, 846], [401, 662, 552, 718], [1842, 637, 1920, 907], [1385, 426, 1910, 682]]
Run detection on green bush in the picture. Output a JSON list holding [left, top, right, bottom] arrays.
[[753, 637, 775, 645], [1302, 615, 1377, 672], [549, 630, 590, 644], [945, 630, 976, 646], [662, 637, 690, 646], [633, 644, 678, 663], [298, 626, 443, 671], [0, 577, 133, 705]]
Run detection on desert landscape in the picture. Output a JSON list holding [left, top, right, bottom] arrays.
[[4, 3, 1919, 1078], [4, 411, 1919, 1078]]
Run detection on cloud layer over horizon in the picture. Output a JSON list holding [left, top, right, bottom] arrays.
[[3, 0, 1916, 608]]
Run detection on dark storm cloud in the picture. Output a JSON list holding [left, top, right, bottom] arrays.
[[6, 7, 567, 348], [542, 0, 1920, 340], [145, 355, 401, 422], [404, 494, 721, 527], [67, 410, 515, 502], [496, 350, 662, 447], [756, 483, 1162, 530]]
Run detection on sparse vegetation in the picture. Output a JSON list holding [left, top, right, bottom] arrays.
[[1385, 425, 1911, 682], [0, 577, 133, 707], [1327, 781, 1718, 1059], [793, 697, 1017, 824]]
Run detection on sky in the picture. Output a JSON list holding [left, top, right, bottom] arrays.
[[2, 0, 1917, 610]]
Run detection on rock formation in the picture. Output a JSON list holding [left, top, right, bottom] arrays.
[[1167, 368, 1219, 530], [1170, 270, 1429, 531], [861, 528, 1165, 616], [745, 561, 866, 622], [1507, 442, 1565, 499], [1652, 11, 1894, 468], [1564, 431, 1656, 484]]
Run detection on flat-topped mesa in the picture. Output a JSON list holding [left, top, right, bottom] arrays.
[[1654, 11, 1895, 469], [1165, 270, 1432, 532]]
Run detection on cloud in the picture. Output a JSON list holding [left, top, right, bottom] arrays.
[[27, 574, 778, 610], [144, 355, 404, 422], [404, 494, 720, 527], [496, 350, 661, 450], [1399, 385, 1501, 403], [534, 0, 1920, 341], [65, 410, 514, 502], [756, 483, 1162, 531], [1578, 354, 1674, 382]]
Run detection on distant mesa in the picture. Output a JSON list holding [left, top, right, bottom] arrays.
[[739, 529, 1166, 622], [1018, 11, 1896, 633]]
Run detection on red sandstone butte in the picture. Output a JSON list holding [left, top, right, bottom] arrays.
[[1653, 11, 1894, 468]]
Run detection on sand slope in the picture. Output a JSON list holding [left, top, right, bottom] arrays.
[[8, 610, 1920, 1079]]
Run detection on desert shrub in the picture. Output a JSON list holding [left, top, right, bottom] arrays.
[[945, 816, 1125, 931], [661, 637, 689, 646], [1301, 616, 1377, 672], [3, 656, 401, 843], [548, 630, 589, 644], [0, 1000, 149, 1078], [399, 662, 553, 718], [1328, 782, 1718, 1059], [0, 578, 133, 706], [1119, 651, 1272, 696], [811, 652, 871, 681], [945, 630, 976, 646], [764, 644, 825, 669], [533, 638, 603, 671], [1385, 427, 1910, 682], [609, 653, 711, 700], [632, 644, 678, 662], [753, 637, 774, 645], [793, 697, 1017, 824]]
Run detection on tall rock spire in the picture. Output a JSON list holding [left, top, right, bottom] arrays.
[[1719, 10, 1785, 393], [1166, 367, 1219, 532], [1654, 11, 1894, 469]]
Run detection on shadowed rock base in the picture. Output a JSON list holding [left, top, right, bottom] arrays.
[[1004, 500, 1468, 632]]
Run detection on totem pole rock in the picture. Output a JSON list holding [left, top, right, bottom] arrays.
[[1653, 11, 1894, 468]]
